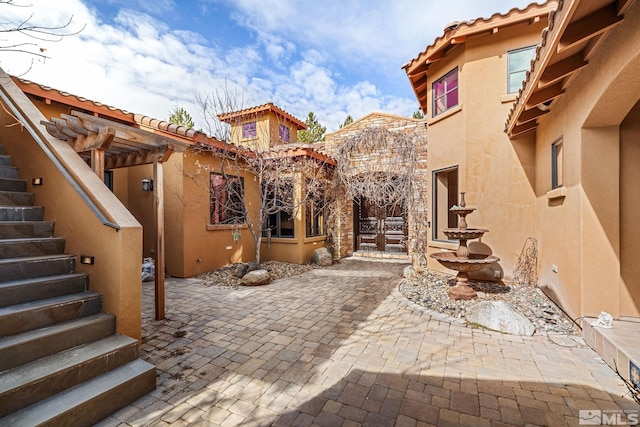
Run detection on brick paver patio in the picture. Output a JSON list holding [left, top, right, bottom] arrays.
[[98, 258, 638, 426]]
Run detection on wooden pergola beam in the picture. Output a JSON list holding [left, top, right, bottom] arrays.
[[510, 120, 538, 137], [558, 3, 623, 53], [539, 53, 588, 87], [526, 83, 564, 109], [516, 107, 549, 126]]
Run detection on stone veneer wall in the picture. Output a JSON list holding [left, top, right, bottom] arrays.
[[324, 113, 428, 266]]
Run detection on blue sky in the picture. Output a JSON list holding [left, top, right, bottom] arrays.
[[1, 0, 538, 133]]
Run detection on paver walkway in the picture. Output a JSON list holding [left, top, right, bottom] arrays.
[[98, 258, 638, 426]]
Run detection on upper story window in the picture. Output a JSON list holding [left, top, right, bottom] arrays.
[[432, 67, 458, 117], [242, 122, 256, 139], [508, 46, 536, 94], [279, 124, 290, 142], [210, 173, 245, 225]]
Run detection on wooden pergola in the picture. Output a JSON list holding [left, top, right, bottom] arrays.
[[41, 110, 192, 320]]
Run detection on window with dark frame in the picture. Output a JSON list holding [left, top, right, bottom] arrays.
[[279, 124, 290, 142], [508, 45, 536, 94], [552, 137, 563, 189], [432, 67, 459, 117], [104, 170, 114, 192], [432, 166, 459, 241], [210, 173, 245, 225], [262, 179, 295, 238], [306, 182, 325, 237], [242, 122, 256, 139]]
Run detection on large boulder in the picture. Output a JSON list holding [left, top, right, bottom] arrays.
[[241, 269, 271, 286], [465, 300, 535, 336], [313, 247, 333, 267]]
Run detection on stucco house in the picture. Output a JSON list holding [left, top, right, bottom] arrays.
[[405, 0, 639, 380]]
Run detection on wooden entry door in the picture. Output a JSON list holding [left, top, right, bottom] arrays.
[[355, 198, 407, 252]]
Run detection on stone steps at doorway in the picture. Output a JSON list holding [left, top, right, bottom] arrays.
[[582, 317, 640, 386], [352, 250, 411, 262]]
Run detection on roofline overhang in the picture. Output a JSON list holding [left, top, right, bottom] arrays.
[[505, 0, 633, 137]]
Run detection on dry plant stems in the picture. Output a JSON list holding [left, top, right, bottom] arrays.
[[0, 1, 85, 76], [332, 126, 428, 259], [513, 237, 538, 286]]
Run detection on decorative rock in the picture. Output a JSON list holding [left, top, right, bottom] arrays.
[[235, 263, 250, 278], [465, 300, 535, 336], [403, 265, 416, 279], [241, 269, 270, 286], [313, 247, 333, 267]]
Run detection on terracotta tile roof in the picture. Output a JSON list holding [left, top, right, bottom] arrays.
[[504, 0, 633, 137], [403, 1, 557, 113], [265, 142, 335, 165], [12, 76, 226, 148], [217, 103, 307, 130], [403, 2, 556, 74]]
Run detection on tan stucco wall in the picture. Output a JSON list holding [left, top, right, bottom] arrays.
[[229, 110, 298, 151], [0, 73, 143, 340], [423, 20, 545, 280], [165, 150, 259, 277], [531, 0, 640, 319]]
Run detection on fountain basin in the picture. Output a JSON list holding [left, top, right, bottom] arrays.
[[442, 228, 488, 241], [430, 251, 500, 300], [430, 251, 499, 272]]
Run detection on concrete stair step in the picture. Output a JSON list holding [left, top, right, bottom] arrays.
[[0, 178, 26, 193], [0, 221, 54, 239], [0, 313, 115, 372], [0, 155, 10, 167], [0, 254, 76, 281], [0, 273, 87, 308], [0, 165, 19, 179], [0, 190, 34, 206], [0, 205, 44, 221], [0, 334, 139, 417], [0, 237, 65, 259], [0, 359, 156, 427], [0, 292, 102, 338]]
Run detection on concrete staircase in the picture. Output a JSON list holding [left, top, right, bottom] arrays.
[[0, 146, 155, 426]]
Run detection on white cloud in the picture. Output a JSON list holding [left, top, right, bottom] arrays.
[[0, 0, 538, 133]]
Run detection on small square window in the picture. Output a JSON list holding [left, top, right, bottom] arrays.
[[279, 124, 290, 142], [432, 68, 458, 117], [552, 138, 563, 189], [508, 46, 536, 94], [242, 122, 256, 139]]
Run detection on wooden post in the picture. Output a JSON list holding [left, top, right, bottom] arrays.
[[91, 149, 105, 181], [153, 160, 165, 320]]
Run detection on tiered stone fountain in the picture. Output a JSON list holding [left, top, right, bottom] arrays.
[[430, 192, 499, 300]]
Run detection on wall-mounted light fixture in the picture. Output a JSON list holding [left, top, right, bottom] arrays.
[[80, 255, 95, 265], [141, 178, 154, 192], [232, 228, 241, 244], [32, 177, 43, 186]]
